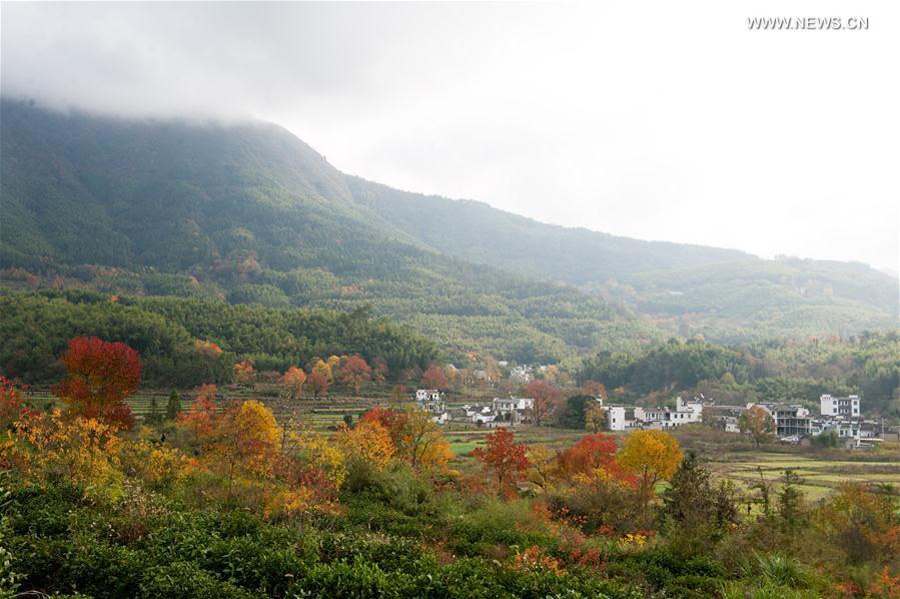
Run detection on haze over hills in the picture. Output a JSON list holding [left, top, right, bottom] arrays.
[[1, 100, 897, 361]]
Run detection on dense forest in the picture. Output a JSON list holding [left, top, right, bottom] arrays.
[[0, 290, 437, 387], [2, 100, 896, 363], [578, 333, 900, 414]]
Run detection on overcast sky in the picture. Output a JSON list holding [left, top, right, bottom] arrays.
[[2, 1, 898, 274]]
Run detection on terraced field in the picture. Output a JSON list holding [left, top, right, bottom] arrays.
[[707, 452, 900, 502]]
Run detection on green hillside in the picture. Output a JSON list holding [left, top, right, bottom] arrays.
[[347, 178, 898, 341], [0, 100, 658, 363], [1, 100, 896, 360], [0, 289, 438, 387]]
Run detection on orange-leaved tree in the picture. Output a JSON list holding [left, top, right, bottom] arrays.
[[421, 366, 448, 391], [523, 380, 562, 427], [617, 430, 683, 514], [233, 359, 256, 386], [336, 418, 395, 471], [739, 405, 775, 447], [208, 400, 281, 485], [473, 427, 530, 499], [307, 370, 329, 399], [556, 432, 622, 483], [338, 355, 371, 396], [178, 384, 219, 443], [51, 336, 141, 430], [363, 405, 453, 471], [282, 366, 307, 402], [6, 408, 122, 497]]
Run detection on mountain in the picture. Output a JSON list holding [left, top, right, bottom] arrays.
[[345, 178, 898, 342], [1, 99, 897, 362]]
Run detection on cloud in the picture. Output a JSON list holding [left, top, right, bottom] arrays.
[[2, 1, 898, 272]]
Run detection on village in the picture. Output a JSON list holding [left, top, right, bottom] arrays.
[[415, 386, 891, 449]]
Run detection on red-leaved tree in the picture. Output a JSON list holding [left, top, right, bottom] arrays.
[[555, 432, 623, 482], [338, 355, 371, 396], [0, 376, 28, 428], [421, 366, 448, 391], [523, 380, 562, 427], [307, 370, 329, 399], [51, 337, 141, 430], [473, 427, 530, 498]]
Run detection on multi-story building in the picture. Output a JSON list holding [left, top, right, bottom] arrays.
[[493, 397, 535, 424], [820, 394, 860, 418], [415, 389, 446, 422]]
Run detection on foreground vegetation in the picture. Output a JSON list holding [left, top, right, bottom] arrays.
[[4, 338, 900, 598]]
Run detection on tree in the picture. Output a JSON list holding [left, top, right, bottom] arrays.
[[336, 419, 395, 472], [582, 381, 607, 399], [371, 356, 389, 383], [307, 371, 329, 399], [556, 394, 592, 429], [473, 428, 530, 498], [777, 469, 806, 532], [233, 359, 256, 386], [421, 366, 449, 391], [617, 430, 683, 514], [525, 444, 556, 491], [146, 396, 162, 425], [338, 355, 371, 396], [51, 336, 141, 430], [0, 375, 28, 428], [178, 384, 218, 442], [523, 380, 562, 427], [584, 401, 607, 433], [281, 366, 307, 402], [311, 358, 333, 383], [739, 405, 775, 447], [556, 432, 621, 482], [660, 451, 739, 557], [207, 400, 281, 493], [390, 384, 408, 404], [366, 405, 453, 471], [166, 390, 181, 420]]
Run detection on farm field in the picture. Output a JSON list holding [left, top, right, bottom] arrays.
[[705, 452, 900, 502]]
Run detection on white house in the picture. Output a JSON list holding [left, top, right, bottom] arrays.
[[820, 394, 860, 418], [493, 397, 534, 423], [633, 397, 703, 429], [415, 389, 445, 418], [416, 389, 441, 402], [509, 366, 534, 384], [607, 406, 629, 431]]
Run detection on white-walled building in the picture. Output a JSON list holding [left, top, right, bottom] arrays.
[[607, 406, 630, 431], [820, 394, 860, 418], [493, 397, 535, 424], [607, 397, 702, 431], [416, 389, 441, 402], [415, 389, 445, 419]]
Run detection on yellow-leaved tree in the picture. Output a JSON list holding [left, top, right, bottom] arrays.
[[205, 400, 281, 493], [616, 430, 683, 514], [336, 419, 395, 472]]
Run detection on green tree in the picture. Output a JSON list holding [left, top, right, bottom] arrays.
[[146, 395, 163, 425], [166, 390, 182, 420]]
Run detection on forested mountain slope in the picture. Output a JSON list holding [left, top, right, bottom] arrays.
[[0, 100, 657, 362], [1, 99, 896, 361], [347, 178, 898, 341]]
